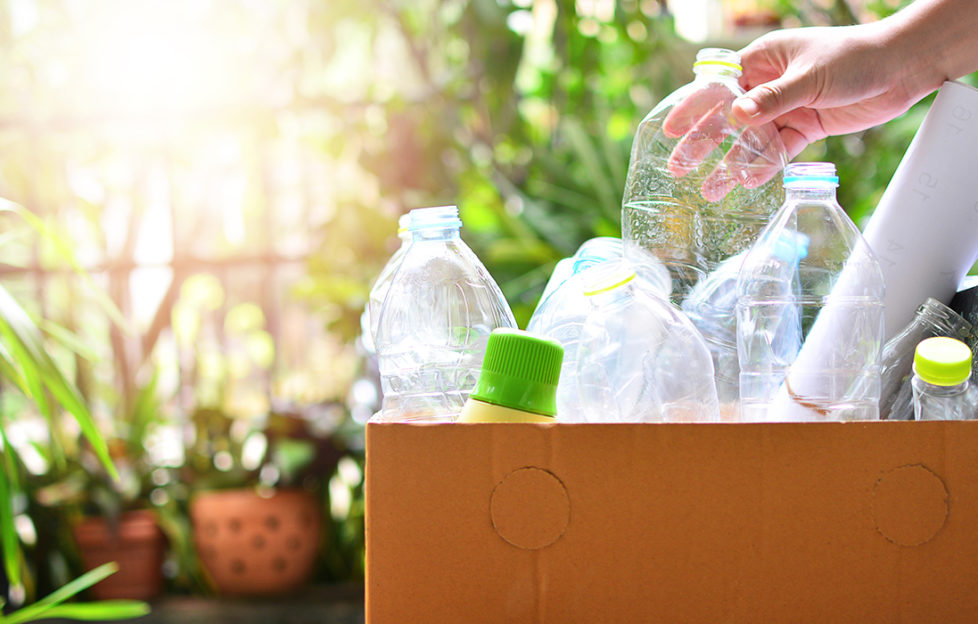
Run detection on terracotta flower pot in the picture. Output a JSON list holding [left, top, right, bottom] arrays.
[[191, 488, 322, 596], [72, 509, 166, 601]]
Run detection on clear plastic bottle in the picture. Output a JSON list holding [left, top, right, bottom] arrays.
[[575, 259, 720, 423], [912, 336, 978, 420], [684, 230, 808, 410], [528, 242, 669, 423], [536, 237, 671, 310], [361, 213, 413, 354], [879, 298, 973, 420], [622, 48, 788, 304], [537, 238, 624, 309], [374, 206, 517, 422], [737, 162, 885, 422]]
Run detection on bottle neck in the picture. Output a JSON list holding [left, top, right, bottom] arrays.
[[915, 376, 970, 397], [692, 69, 740, 83], [916, 301, 973, 338], [784, 186, 837, 202], [412, 227, 460, 242]]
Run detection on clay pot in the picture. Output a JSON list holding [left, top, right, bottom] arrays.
[[190, 488, 322, 596], [72, 509, 166, 601]]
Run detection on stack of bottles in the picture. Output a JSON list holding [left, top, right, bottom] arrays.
[[365, 49, 978, 424]]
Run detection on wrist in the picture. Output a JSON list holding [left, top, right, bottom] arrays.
[[881, 0, 978, 94]]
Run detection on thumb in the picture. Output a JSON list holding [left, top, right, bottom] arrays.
[[732, 73, 813, 126]]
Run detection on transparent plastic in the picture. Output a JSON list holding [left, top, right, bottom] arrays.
[[912, 337, 978, 420], [374, 206, 517, 421], [912, 375, 978, 420], [362, 213, 412, 354], [684, 230, 808, 408], [737, 163, 885, 421], [622, 48, 788, 303], [879, 298, 973, 420], [573, 260, 720, 423], [528, 240, 669, 422]]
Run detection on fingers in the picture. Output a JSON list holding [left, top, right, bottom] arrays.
[[663, 83, 732, 138], [732, 71, 815, 128], [667, 101, 730, 178], [701, 125, 787, 202]]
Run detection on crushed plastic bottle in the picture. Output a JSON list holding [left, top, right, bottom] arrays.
[[737, 162, 885, 422], [374, 206, 517, 421], [912, 336, 978, 420], [684, 230, 808, 408], [361, 213, 412, 354], [879, 298, 973, 420], [574, 259, 720, 423], [622, 47, 787, 303], [528, 240, 669, 422]]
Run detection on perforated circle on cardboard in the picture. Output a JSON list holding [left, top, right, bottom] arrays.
[[490, 467, 570, 550], [872, 464, 948, 547]]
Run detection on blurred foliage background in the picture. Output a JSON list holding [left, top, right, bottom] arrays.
[[0, 0, 975, 606]]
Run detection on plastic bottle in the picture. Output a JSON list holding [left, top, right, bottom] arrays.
[[737, 162, 885, 422], [456, 328, 562, 423], [912, 336, 978, 420], [374, 206, 517, 422], [574, 259, 720, 423], [684, 230, 808, 410], [362, 213, 413, 354], [879, 298, 973, 420], [538, 238, 624, 308], [528, 243, 669, 423], [622, 47, 788, 304]]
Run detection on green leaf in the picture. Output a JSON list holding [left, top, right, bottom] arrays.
[[0, 202, 129, 333], [5, 601, 150, 623], [0, 445, 21, 590], [0, 284, 116, 479], [0, 341, 31, 396], [3, 563, 149, 624], [38, 319, 99, 362]]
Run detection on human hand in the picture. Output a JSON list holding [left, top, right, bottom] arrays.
[[730, 24, 924, 158], [662, 82, 786, 202]]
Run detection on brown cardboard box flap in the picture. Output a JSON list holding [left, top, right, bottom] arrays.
[[366, 421, 978, 623]]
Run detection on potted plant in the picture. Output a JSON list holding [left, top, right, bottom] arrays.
[[35, 370, 170, 602], [181, 402, 344, 596]]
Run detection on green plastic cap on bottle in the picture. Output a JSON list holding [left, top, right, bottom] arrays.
[[914, 336, 973, 386], [470, 328, 564, 417]]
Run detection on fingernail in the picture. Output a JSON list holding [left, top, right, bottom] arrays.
[[736, 97, 760, 118]]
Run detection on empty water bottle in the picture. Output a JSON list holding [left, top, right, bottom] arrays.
[[575, 259, 720, 423], [538, 238, 625, 308], [361, 213, 412, 354], [528, 240, 669, 422], [374, 206, 517, 421], [737, 162, 885, 421], [912, 336, 978, 420], [880, 298, 973, 420], [622, 47, 787, 303], [684, 230, 808, 411]]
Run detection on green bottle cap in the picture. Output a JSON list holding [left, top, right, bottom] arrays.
[[470, 328, 563, 417], [914, 336, 973, 386]]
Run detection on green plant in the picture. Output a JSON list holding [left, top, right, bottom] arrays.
[[0, 202, 148, 619], [0, 564, 147, 624]]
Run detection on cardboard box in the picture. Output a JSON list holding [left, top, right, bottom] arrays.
[[365, 421, 978, 623]]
